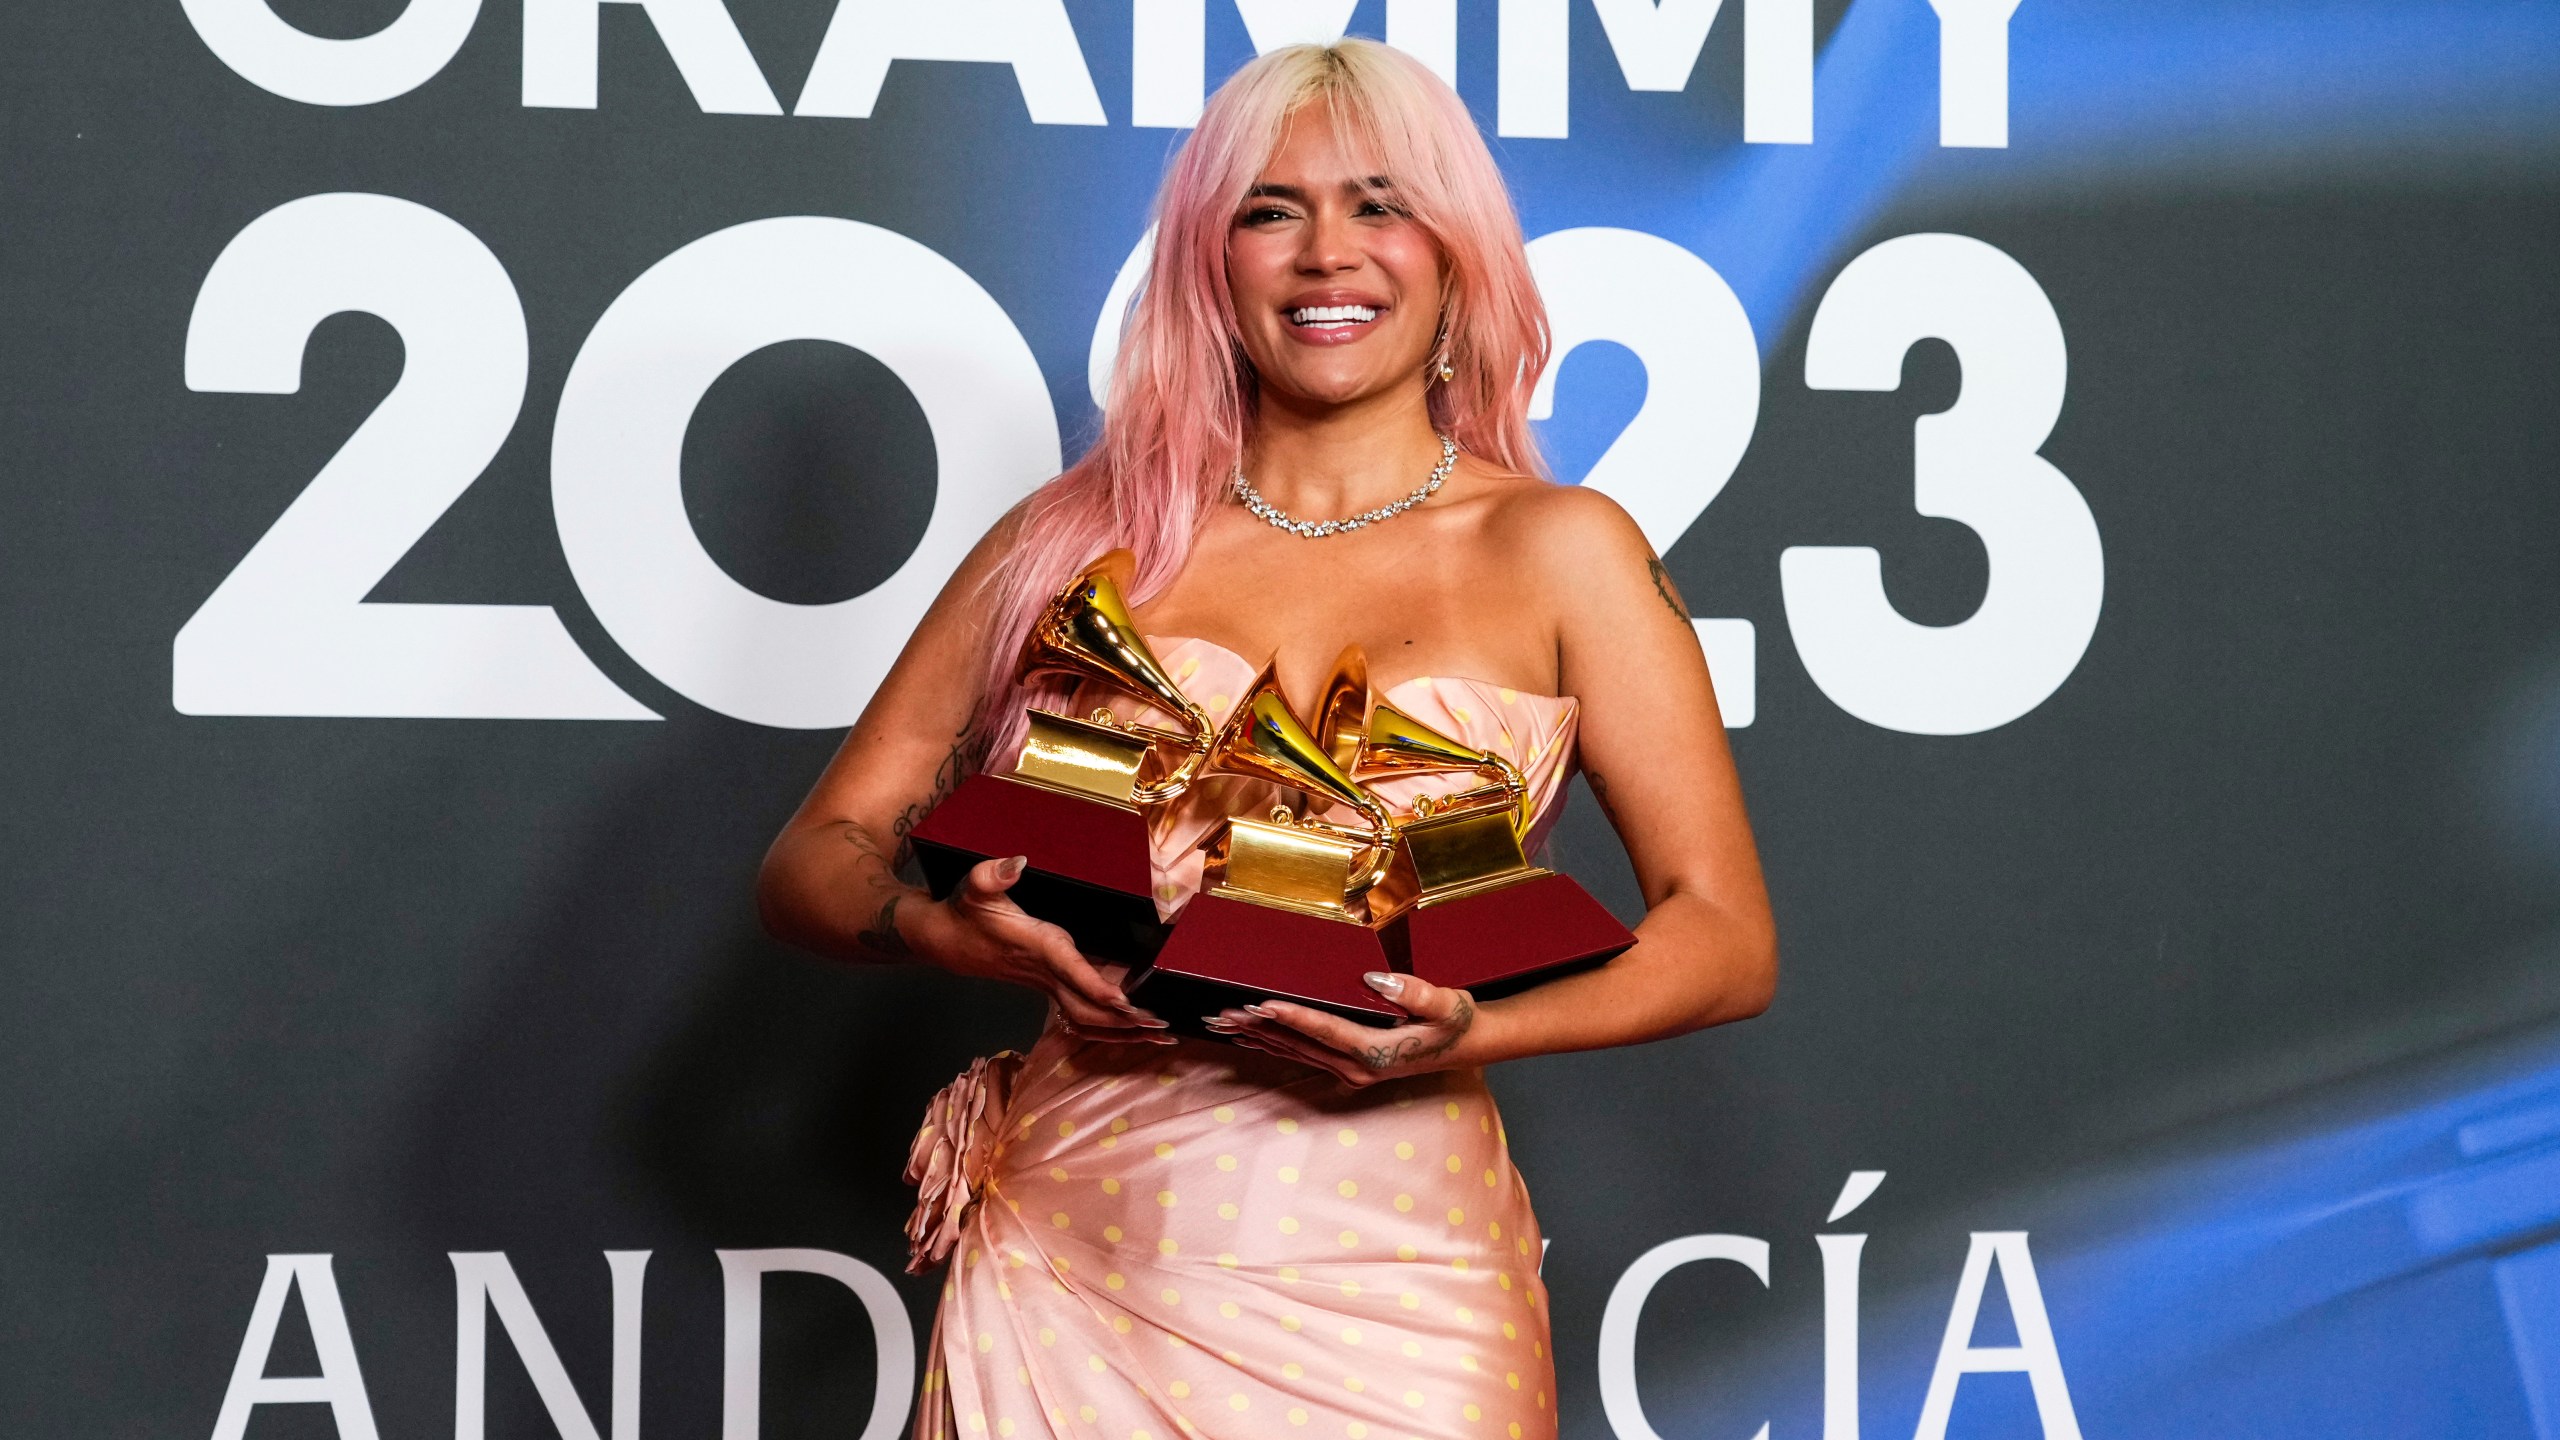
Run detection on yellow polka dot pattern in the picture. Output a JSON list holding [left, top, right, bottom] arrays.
[[907, 1029, 1556, 1440]]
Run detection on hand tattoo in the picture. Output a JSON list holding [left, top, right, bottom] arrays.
[[1646, 555, 1688, 620], [1359, 993, 1474, 1072]]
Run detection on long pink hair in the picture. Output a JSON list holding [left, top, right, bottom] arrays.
[[969, 39, 1552, 763]]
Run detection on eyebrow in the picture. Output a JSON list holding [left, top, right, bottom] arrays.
[[1242, 176, 1401, 203]]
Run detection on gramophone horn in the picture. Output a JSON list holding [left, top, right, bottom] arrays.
[[1356, 698, 1532, 839], [1201, 665, 1397, 897], [1312, 644, 1371, 775], [1017, 550, 1214, 803]]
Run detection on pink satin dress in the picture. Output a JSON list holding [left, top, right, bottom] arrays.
[[906, 638, 1579, 1440]]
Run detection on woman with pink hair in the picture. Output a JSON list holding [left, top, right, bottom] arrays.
[[760, 39, 1774, 1440]]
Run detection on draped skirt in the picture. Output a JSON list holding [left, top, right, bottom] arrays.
[[907, 1027, 1557, 1440]]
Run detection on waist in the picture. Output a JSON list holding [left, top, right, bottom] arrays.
[[994, 1028, 1497, 1158]]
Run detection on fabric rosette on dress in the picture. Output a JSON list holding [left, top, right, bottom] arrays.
[[904, 1050, 1026, 1274]]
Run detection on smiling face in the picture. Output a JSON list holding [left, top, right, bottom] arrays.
[[1226, 109, 1448, 415]]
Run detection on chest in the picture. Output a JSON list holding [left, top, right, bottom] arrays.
[[1132, 508, 1555, 706]]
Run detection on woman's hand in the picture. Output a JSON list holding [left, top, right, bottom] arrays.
[[1205, 972, 1477, 1086], [906, 856, 1174, 1044]]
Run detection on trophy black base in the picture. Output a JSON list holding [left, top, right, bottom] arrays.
[[1391, 871, 1635, 1000], [1128, 892, 1408, 1039], [908, 775, 1168, 964]]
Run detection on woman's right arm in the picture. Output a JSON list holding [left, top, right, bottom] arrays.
[[755, 518, 1172, 1042]]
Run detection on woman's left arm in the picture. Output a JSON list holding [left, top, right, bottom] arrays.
[[1217, 486, 1776, 1082]]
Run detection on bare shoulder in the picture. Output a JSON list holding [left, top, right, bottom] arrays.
[[1464, 475, 1698, 655], [904, 489, 1043, 652], [1470, 471, 1654, 579], [935, 493, 1039, 603], [964, 494, 1038, 577]]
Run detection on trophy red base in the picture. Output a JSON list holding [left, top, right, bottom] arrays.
[[908, 776, 1168, 964], [1388, 872, 1634, 1000], [1127, 893, 1409, 1039]]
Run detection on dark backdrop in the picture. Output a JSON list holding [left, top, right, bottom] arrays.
[[7, 3, 2558, 1438]]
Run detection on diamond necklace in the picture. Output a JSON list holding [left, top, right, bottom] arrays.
[[1232, 433, 1458, 539]]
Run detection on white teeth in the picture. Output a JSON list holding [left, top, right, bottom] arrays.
[[1290, 304, 1378, 327]]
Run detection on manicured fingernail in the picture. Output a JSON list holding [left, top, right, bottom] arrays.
[[1000, 855, 1028, 880], [1136, 1017, 1169, 1029], [1244, 1003, 1276, 1018], [1364, 972, 1405, 997]]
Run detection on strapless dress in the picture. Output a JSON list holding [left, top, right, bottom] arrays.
[[907, 637, 1578, 1440]]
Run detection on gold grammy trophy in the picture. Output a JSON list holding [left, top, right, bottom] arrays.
[[1331, 651, 1636, 999], [1125, 662, 1415, 1030], [908, 551, 1213, 963], [1342, 694, 1538, 906]]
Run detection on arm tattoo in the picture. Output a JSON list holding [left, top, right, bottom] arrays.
[[1646, 555, 1688, 621], [1360, 992, 1475, 1072], [838, 823, 913, 958], [884, 722, 979, 876], [840, 822, 893, 866], [839, 723, 975, 959], [854, 892, 909, 957], [1585, 769, 1620, 822]]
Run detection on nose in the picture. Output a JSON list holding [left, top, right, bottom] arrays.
[[1294, 205, 1361, 275]]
